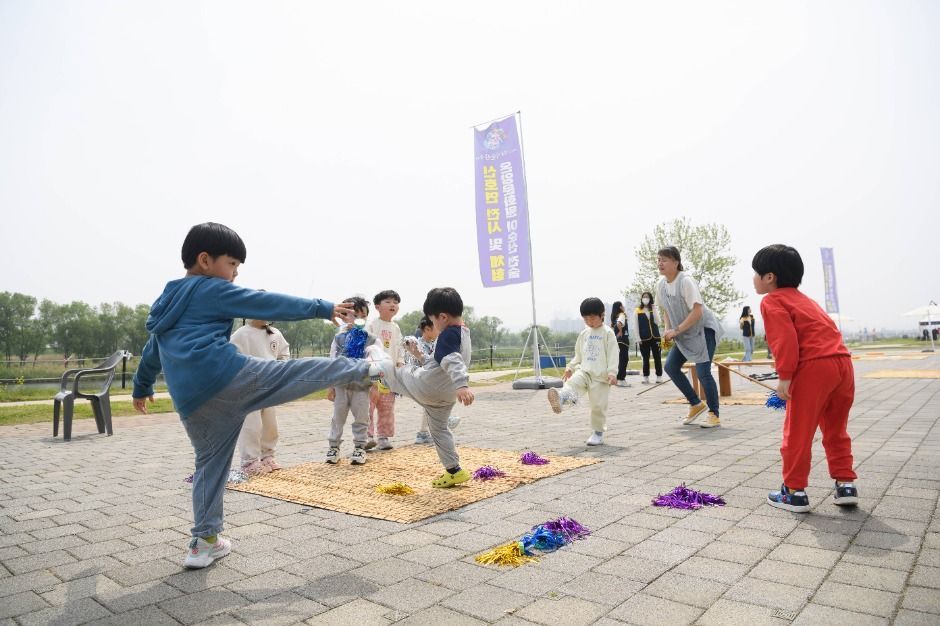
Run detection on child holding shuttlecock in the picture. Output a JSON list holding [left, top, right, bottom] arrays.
[[752, 244, 858, 513]]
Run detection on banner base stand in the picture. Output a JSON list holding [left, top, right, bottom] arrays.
[[512, 376, 564, 390]]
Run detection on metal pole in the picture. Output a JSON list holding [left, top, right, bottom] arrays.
[[515, 111, 544, 383], [928, 301, 937, 352], [121, 354, 127, 389]]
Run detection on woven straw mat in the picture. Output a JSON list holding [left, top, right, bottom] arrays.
[[227, 446, 598, 523]]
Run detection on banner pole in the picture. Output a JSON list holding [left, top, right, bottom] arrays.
[[515, 111, 544, 382]]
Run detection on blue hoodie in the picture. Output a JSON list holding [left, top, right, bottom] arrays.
[[132, 275, 334, 417]]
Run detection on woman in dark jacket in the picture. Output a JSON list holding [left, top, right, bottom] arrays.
[[611, 301, 631, 387], [636, 291, 663, 383], [740, 306, 756, 362]]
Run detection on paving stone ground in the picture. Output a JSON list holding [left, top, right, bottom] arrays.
[[1, 353, 938, 625]]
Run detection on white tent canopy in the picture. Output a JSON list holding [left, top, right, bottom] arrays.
[[903, 303, 940, 318]]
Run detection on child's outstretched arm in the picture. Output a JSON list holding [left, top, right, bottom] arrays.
[[210, 281, 355, 324]]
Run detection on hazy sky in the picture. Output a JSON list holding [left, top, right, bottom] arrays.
[[1, 1, 937, 333]]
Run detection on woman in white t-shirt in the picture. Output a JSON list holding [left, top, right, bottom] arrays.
[[230, 318, 291, 475], [656, 246, 724, 429]]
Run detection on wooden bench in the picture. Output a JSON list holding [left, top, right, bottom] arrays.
[[682, 359, 775, 397]]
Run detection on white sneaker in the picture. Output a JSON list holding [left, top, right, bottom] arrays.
[[641, 377, 651, 385], [448, 415, 461, 430], [585, 432, 604, 446], [350, 447, 367, 465], [376, 437, 393, 450], [183, 536, 231, 569], [616, 380, 627, 388], [656, 376, 664, 383], [548, 388, 563, 413], [325, 447, 339, 464]]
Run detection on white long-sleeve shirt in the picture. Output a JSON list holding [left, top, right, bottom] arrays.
[[568, 324, 619, 378], [366, 318, 404, 365]]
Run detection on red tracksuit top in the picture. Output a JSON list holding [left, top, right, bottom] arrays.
[[760, 288, 850, 381]]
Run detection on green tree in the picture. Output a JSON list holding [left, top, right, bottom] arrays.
[[627, 217, 743, 318], [396, 310, 425, 338], [470, 315, 506, 348], [0, 292, 37, 361], [124, 304, 152, 355]]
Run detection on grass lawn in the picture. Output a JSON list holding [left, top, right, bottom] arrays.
[[0, 384, 169, 403], [0, 388, 332, 427], [0, 398, 178, 427]]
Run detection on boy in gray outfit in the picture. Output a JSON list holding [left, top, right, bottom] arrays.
[[326, 297, 379, 465], [372, 287, 474, 487]]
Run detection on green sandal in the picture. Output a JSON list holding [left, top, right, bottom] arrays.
[[432, 468, 470, 488]]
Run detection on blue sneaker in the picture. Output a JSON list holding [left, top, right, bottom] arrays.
[[415, 431, 432, 445], [833, 481, 858, 506], [767, 484, 810, 513]]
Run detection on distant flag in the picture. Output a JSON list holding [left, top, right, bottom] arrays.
[[820, 247, 840, 314], [473, 114, 531, 288]]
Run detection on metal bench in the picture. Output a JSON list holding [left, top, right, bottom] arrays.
[[53, 350, 130, 441]]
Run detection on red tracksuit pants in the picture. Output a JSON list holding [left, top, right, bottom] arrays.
[[781, 356, 857, 490]]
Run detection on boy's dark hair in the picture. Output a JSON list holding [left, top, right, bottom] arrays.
[[344, 296, 370, 316], [423, 287, 463, 318], [418, 316, 434, 331], [181, 222, 247, 269], [657, 246, 684, 272], [580, 297, 605, 317], [373, 290, 401, 305], [752, 244, 804, 288]]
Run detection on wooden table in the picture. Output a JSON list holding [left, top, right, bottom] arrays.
[[682, 359, 776, 397]]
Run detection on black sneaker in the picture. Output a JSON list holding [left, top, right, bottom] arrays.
[[833, 481, 858, 506], [767, 484, 810, 513]]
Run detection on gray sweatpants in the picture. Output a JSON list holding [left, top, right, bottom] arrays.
[[379, 361, 460, 470], [328, 386, 370, 448]]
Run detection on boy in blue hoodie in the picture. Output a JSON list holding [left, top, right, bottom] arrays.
[[132, 222, 382, 569]]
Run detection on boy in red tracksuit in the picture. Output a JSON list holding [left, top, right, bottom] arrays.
[[752, 244, 858, 513]]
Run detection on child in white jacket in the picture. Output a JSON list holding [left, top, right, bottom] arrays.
[[548, 297, 619, 446]]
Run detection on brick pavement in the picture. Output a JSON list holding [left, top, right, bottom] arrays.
[[1, 355, 938, 625]]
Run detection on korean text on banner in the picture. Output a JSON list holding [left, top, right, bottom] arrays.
[[473, 115, 531, 288], [820, 247, 840, 314]]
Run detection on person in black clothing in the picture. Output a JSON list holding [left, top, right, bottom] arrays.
[[610, 301, 631, 387], [740, 305, 756, 362], [636, 292, 663, 383]]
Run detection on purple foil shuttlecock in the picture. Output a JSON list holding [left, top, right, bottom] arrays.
[[472, 465, 507, 481], [520, 451, 550, 465], [184, 474, 194, 483], [539, 517, 591, 540], [765, 392, 787, 410], [652, 483, 726, 510]]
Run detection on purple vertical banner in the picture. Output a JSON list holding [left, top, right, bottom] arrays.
[[473, 114, 531, 288], [820, 247, 840, 314]]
